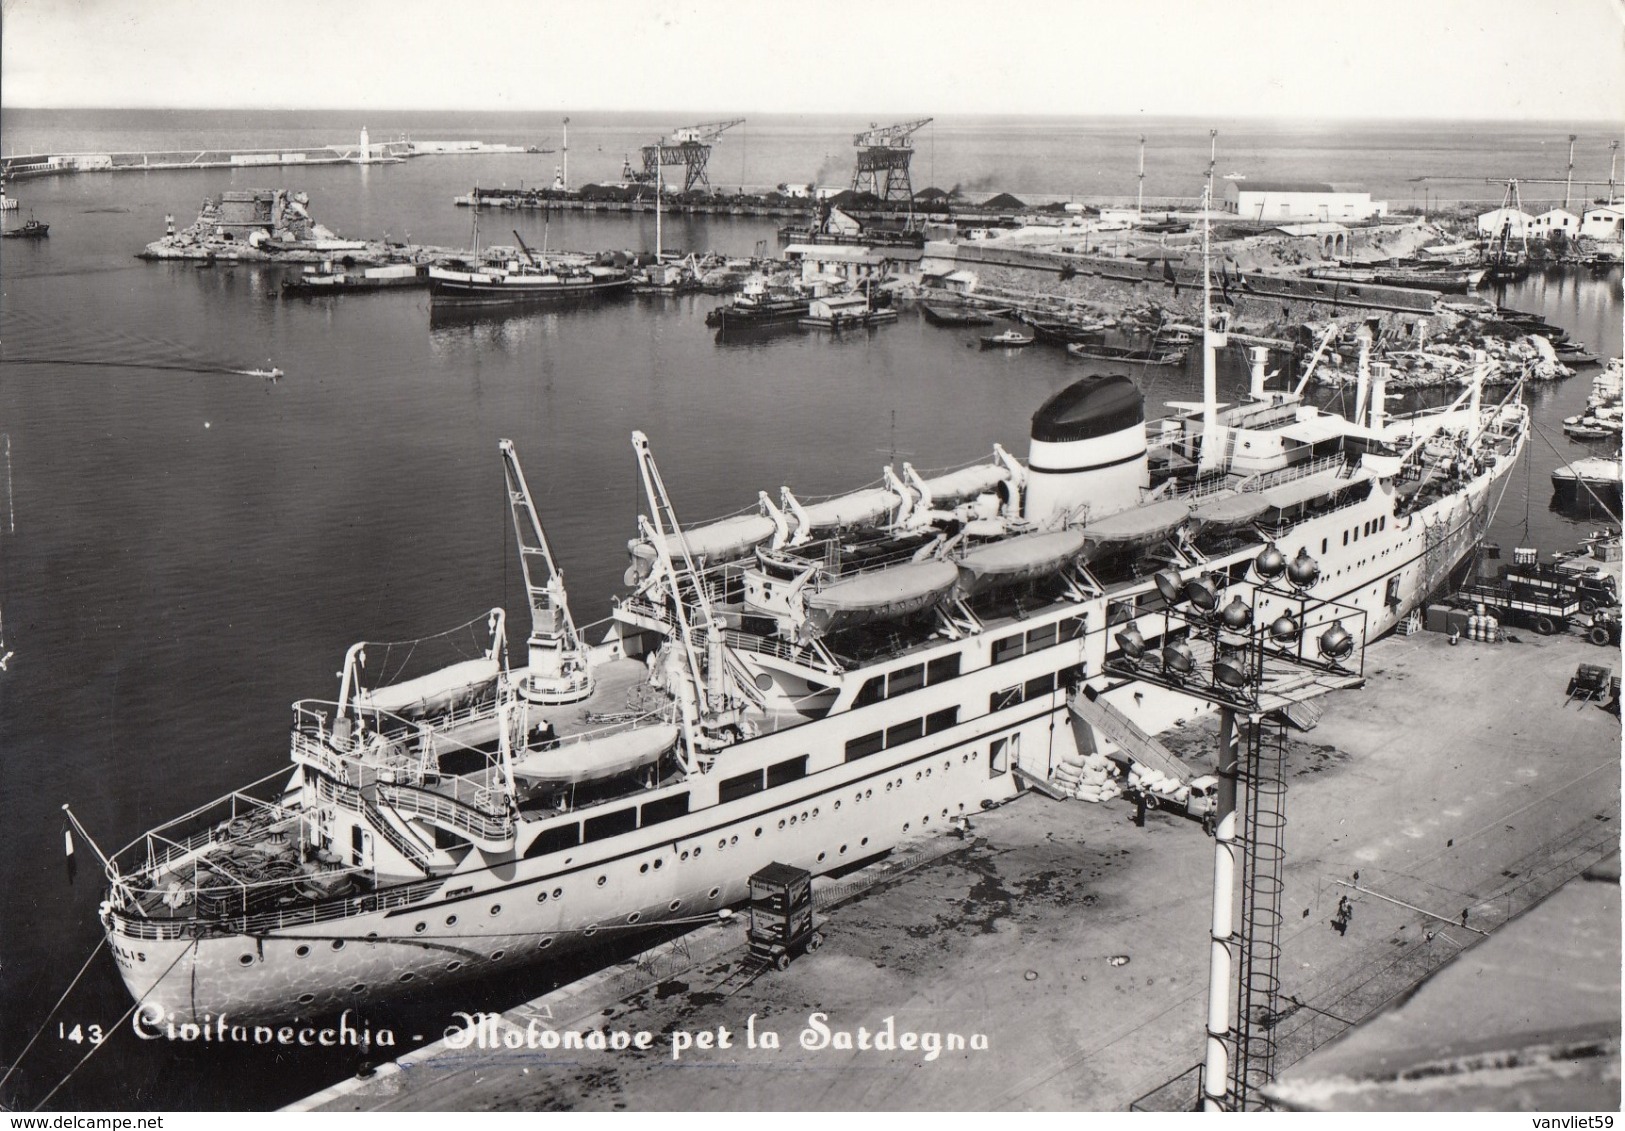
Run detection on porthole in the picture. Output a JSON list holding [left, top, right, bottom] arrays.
[[861, 837, 869, 846], [855, 791, 863, 802], [708, 887, 721, 899], [817, 852, 826, 862], [886, 782, 893, 792], [925, 768, 932, 778], [730, 836, 738, 846], [332, 940, 346, 951], [446, 914, 458, 925], [754, 827, 763, 838], [447, 960, 464, 971], [553, 887, 563, 899], [295, 945, 311, 958], [942, 808, 949, 818], [963, 754, 969, 763], [693, 846, 701, 857], [669, 900, 682, 911], [834, 801, 841, 811], [539, 937, 554, 950], [681, 850, 690, 861], [812, 807, 820, 818], [779, 819, 787, 830], [414, 922, 427, 934], [840, 844, 848, 855], [801, 811, 809, 822], [399, 972, 415, 983], [628, 912, 641, 924], [489, 904, 502, 916], [945, 760, 951, 771], [915, 772, 922, 781], [923, 815, 930, 825], [298, 993, 316, 1005], [585, 925, 599, 937], [597, 875, 608, 886], [866, 789, 872, 798], [904, 822, 911, 832], [491, 950, 505, 961], [653, 858, 663, 869], [350, 983, 366, 994], [536, 891, 548, 903], [239, 954, 255, 966], [719, 838, 728, 850], [641, 862, 650, 873]]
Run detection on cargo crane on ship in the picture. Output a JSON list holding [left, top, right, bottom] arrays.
[[850, 118, 933, 208], [637, 119, 745, 194]]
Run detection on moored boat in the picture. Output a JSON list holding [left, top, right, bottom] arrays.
[[90, 194, 1530, 1027]]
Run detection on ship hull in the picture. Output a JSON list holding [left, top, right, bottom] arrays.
[[427, 274, 630, 305], [103, 407, 1525, 1026]]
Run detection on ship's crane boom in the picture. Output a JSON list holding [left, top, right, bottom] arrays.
[[499, 439, 593, 704], [511, 229, 540, 267], [666, 118, 745, 146]]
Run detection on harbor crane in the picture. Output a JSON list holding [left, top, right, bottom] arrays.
[[850, 117, 933, 205], [638, 119, 745, 194]]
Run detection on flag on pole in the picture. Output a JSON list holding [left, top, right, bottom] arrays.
[[64, 823, 77, 885]]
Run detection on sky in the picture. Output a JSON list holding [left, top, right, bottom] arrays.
[[1, 0, 1622, 121]]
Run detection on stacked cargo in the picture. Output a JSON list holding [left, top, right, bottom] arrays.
[[1052, 751, 1122, 803]]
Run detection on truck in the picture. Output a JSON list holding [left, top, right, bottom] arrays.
[[1129, 773, 1221, 831], [1456, 576, 1581, 635]]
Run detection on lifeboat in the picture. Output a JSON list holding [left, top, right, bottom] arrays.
[[794, 487, 903, 531], [1190, 491, 1270, 529], [509, 722, 679, 787], [954, 529, 1087, 596], [353, 657, 500, 719], [915, 463, 1010, 505], [631, 512, 779, 571], [803, 560, 960, 637], [1080, 498, 1191, 546]]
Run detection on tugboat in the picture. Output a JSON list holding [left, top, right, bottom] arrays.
[[2, 214, 49, 240]]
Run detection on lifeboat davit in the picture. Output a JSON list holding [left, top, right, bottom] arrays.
[[803, 560, 960, 637], [510, 722, 679, 787], [631, 513, 780, 570], [353, 657, 500, 719], [954, 529, 1087, 596]]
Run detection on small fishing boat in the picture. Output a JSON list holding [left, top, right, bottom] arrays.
[[1066, 342, 1186, 366], [980, 330, 1034, 349]]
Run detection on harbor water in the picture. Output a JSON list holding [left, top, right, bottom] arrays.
[[0, 110, 1619, 1110]]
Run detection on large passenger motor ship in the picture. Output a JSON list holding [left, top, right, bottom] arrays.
[[98, 245, 1529, 1025]]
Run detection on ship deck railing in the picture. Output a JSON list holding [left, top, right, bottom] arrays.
[[109, 768, 298, 884], [290, 695, 503, 790], [109, 872, 446, 942]]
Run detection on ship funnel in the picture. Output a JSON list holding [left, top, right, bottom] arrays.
[[1023, 374, 1148, 527]]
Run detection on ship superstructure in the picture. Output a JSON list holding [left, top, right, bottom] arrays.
[[97, 211, 1529, 1024]]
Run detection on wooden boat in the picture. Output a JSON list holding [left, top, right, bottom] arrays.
[[980, 330, 1034, 349]]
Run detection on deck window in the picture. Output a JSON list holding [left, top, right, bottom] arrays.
[[845, 732, 884, 762], [925, 706, 959, 735], [854, 676, 886, 707], [991, 633, 1026, 665], [990, 685, 1022, 713], [1026, 622, 1058, 651], [927, 654, 961, 684], [523, 822, 580, 859], [766, 756, 808, 788], [1025, 673, 1056, 700], [640, 793, 690, 828], [887, 664, 926, 696], [584, 808, 638, 843], [886, 718, 924, 747], [718, 769, 765, 804]]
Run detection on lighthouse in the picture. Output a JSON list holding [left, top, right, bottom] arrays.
[[358, 125, 371, 164]]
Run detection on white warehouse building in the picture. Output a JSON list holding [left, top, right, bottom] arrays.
[[1224, 181, 1388, 222]]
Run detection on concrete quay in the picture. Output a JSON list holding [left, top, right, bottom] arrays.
[[299, 629, 1620, 1112]]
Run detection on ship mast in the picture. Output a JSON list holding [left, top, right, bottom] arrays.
[[1198, 184, 1228, 474], [500, 440, 593, 704]]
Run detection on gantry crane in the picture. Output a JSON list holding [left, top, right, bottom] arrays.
[[639, 118, 745, 194], [850, 117, 932, 205]]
